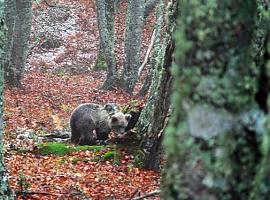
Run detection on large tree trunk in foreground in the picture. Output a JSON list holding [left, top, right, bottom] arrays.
[[4, 0, 32, 88], [0, 3, 15, 198], [162, 0, 270, 199]]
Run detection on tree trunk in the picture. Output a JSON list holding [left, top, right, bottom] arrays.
[[138, 68, 152, 97], [143, 0, 159, 20], [4, 0, 32, 88], [96, 0, 159, 93], [135, 0, 176, 170], [3, 0, 16, 82], [96, 0, 118, 90], [121, 0, 145, 93], [162, 0, 270, 199], [0, 3, 15, 198]]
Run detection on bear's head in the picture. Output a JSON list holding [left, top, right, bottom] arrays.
[[109, 112, 131, 135]]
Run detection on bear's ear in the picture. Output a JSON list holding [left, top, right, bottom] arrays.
[[125, 114, 131, 121], [104, 103, 120, 113], [111, 116, 118, 123], [104, 104, 114, 112]]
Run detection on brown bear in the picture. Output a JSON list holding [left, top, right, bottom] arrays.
[[70, 103, 131, 145]]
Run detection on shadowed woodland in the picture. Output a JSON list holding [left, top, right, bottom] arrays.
[[0, 0, 270, 200]]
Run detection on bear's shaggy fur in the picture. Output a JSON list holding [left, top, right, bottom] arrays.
[[70, 103, 131, 145]]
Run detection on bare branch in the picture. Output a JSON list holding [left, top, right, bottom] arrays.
[[15, 190, 54, 196], [128, 189, 139, 200], [138, 29, 156, 78], [132, 190, 161, 200]]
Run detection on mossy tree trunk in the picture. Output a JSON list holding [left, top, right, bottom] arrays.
[[0, 2, 14, 198], [4, 0, 32, 88], [96, 0, 118, 89], [162, 0, 270, 199], [121, 0, 145, 93], [135, 0, 177, 170], [96, 0, 160, 93]]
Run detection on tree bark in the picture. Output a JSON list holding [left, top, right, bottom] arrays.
[[135, 0, 176, 170], [162, 0, 270, 199], [96, 0, 118, 90], [96, 0, 161, 93], [0, 2, 15, 198], [121, 0, 145, 93], [4, 0, 32, 88], [143, 0, 159, 20]]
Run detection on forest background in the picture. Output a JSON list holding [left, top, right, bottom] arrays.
[[0, 0, 270, 200]]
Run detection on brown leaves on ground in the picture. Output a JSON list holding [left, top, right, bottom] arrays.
[[4, 70, 159, 200], [6, 148, 159, 199]]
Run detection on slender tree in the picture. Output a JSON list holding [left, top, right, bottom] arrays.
[[95, 0, 160, 93], [162, 0, 270, 199], [121, 0, 145, 93], [95, 0, 118, 89], [0, 1, 14, 198], [4, 0, 32, 88]]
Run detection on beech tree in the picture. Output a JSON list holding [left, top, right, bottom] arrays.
[[4, 0, 32, 88], [95, 0, 117, 89], [162, 0, 270, 199], [95, 0, 159, 93], [0, 1, 14, 198], [135, 0, 178, 170]]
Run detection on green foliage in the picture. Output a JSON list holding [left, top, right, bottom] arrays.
[[133, 149, 145, 168], [60, 104, 72, 113], [38, 142, 104, 156], [54, 68, 66, 77], [122, 99, 141, 113], [73, 145, 104, 152], [91, 145, 121, 165], [93, 52, 108, 71], [17, 172, 30, 192], [38, 142, 72, 156], [69, 157, 88, 165], [101, 151, 115, 160], [93, 150, 120, 166]]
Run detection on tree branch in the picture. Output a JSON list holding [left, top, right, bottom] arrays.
[[132, 190, 160, 200], [15, 190, 54, 196], [138, 29, 156, 78]]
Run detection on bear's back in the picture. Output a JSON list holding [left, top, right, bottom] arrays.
[[70, 103, 103, 124]]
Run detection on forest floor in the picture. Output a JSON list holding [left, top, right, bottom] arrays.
[[4, 0, 160, 199]]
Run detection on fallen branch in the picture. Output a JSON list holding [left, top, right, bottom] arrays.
[[132, 190, 160, 200], [15, 190, 54, 196], [43, 0, 63, 8], [138, 29, 156, 78], [15, 190, 91, 199], [128, 189, 139, 200]]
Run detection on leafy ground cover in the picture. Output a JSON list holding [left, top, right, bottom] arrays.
[[3, 0, 160, 199]]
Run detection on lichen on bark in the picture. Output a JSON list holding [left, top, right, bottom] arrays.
[[0, 2, 14, 198], [162, 0, 270, 199]]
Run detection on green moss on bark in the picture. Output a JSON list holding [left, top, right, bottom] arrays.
[[162, 0, 270, 199]]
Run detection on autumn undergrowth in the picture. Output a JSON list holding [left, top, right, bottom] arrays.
[[37, 142, 105, 156]]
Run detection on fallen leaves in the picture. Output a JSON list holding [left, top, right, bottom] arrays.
[[6, 148, 160, 199]]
